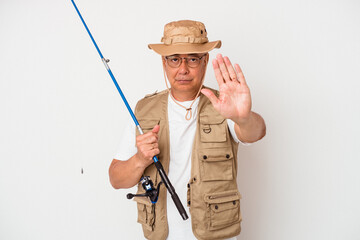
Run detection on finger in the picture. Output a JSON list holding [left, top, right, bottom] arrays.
[[136, 134, 158, 146], [136, 124, 159, 142], [144, 150, 159, 161], [146, 144, 158, 155], [216, 54, 231, 82], [234, 64, 247, 86], [152, 142, 158, 149], [146, 146, 160, 158], [146, 135, 158, 144], [201, 88, 219, 108], [138, 143, 159, 160], [150, 148, 160, 158], [224, 56, 238, 82], [152, 125, 160, 134], [212, 59, 225, 86], [148, 142, 158, 150]]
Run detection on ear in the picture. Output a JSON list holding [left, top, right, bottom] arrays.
[[204, 53, 209, 65], [161, 56, 168, 78], [161, 56, 166, 68]]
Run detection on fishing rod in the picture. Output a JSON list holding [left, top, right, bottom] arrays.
[[70, 0, 188, 221]]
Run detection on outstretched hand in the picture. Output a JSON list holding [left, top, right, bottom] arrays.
[[201, 54, 252, 124]]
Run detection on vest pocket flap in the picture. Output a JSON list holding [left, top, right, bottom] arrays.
[[199, 148, 234, 181], [210, 200, 239, 213], [199, 148, 234, 162], [204, 190, 241, 204], [199, 114, 227, 143], [199, 114, 225, 124]]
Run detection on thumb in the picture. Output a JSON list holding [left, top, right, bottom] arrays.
[[152, 124, 160, 134], [201, 89, 219, 108]]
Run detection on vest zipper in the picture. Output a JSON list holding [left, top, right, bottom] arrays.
[[208, 192, 238, 200]]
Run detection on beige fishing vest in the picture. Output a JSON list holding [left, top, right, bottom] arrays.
[[133, 88, 241, 240]]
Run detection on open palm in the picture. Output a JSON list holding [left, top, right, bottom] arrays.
[[201, 54, 252, 124]]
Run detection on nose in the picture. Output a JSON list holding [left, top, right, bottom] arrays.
[[178, 58, 189, 74]]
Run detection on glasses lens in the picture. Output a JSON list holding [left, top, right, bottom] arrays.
[[167, 56, 181, 68], [166, 56, 203, 68], [186, 57, 200, 68]]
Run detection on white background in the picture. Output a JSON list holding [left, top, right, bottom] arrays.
[[0, 0, 359, 239]]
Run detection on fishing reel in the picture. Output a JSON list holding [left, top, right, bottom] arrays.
[[127, 176, 162, 204]]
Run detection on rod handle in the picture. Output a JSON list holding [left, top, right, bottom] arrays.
[[155, 161, 189, 220]]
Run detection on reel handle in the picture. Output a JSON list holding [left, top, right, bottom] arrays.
[[126, 193, 148, 199]]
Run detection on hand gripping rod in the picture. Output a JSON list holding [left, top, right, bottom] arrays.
[[70, 0, 188, 220]]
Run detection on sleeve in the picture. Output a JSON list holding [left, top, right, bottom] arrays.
[[113, 118, 138, 160], [226, 119, 251, 146]]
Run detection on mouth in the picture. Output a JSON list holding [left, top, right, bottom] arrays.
[[175, 79, 192, 84]]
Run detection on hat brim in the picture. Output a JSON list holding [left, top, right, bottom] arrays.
[[148, 40, 221, 56]]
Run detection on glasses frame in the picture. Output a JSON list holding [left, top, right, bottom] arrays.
[[164, 54, 207, 68]]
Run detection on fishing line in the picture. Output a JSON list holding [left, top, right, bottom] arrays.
[[70, 0, 188, 220]]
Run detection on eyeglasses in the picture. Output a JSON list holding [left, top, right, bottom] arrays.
[[164, 54, 206, 68]]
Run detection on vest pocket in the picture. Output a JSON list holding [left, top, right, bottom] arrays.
[[204, 190, 242, 231], [199, 114, 227, 142], [134, 197, 155, 231], [199, 148, 234, 181]]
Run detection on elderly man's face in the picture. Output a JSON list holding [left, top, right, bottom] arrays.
[[162, 53, 209, 101]]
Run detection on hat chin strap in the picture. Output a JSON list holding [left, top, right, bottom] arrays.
[[163, 64, 207, 121]]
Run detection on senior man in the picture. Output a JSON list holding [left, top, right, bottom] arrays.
[[109, 20, 266, 240]]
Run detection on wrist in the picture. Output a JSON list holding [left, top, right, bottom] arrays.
[[232, 112, 253, 127], [133, 153, 148, 171]]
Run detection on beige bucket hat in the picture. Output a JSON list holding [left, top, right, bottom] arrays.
[[148, 20, 221, 56]]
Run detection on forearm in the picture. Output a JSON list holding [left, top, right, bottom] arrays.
[[109, 155, 147, 189], [234, 111, 266, 143]]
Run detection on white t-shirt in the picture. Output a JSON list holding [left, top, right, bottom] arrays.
[[114, 95, 240, 240]]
